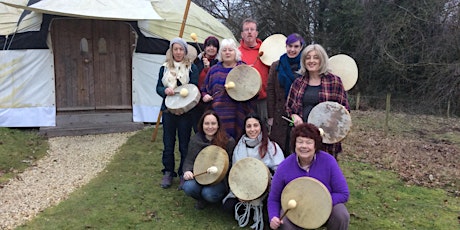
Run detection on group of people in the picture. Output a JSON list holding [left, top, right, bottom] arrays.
[[155, 18, 351, 230]]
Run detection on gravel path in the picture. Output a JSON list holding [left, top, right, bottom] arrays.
[[0, 132, 137, 229]]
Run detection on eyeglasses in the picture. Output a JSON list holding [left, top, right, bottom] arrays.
[[243, 28, 257, 32]]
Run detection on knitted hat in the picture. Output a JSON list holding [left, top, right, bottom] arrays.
[[170, 37, 188, 54], [204, 36, 220, 50]]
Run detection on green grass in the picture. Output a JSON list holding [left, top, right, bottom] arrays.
[[0, 127, 48, 184], [10, 126, 459, 230], [344, 161, 458, 229]]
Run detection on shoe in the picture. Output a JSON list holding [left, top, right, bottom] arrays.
[[194, 200, 207, 210], [160, 172, 173, 189], [177, 176, 185, 191]]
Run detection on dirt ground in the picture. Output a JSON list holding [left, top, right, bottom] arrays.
[[341, 111, 459, 196]]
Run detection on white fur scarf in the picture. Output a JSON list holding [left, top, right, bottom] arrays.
[[162, 61, 190, 89]]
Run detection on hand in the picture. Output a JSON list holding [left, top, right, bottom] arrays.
[[270, 216, 282, 229], [292, 114, 303, 126], [165, 87, 175, 96], [203, 57, 210, 68], [183, 171, 194, 180], [202, 94, 213, 102], [267, 118, 273, 126]]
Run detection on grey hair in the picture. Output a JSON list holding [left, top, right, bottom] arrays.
[[298, 44, 330, 76], [217, 38, 242, 62]]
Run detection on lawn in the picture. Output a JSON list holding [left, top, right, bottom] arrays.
[[1, 110, 459, 229]]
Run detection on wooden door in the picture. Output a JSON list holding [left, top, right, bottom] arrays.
[[51, 19, 136, 112]]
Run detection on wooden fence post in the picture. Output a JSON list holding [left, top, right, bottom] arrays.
[[385, 92, 391, 136], [447, 99, 451, 118], [355, 92, 361, 110]]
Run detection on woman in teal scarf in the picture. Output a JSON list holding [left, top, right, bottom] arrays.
[[267, 33, 305, 155]]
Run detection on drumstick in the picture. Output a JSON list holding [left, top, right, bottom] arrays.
[[174, 88, 189, 97], [190, 33, 203, 53], [281, 116, 294, 126], [280, 199, 297, 220], [194, 166, 218, 177]]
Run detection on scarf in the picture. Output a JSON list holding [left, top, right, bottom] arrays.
[[242, 133, 262, 149], [161, 61, 190, 89], [276, 53, 301, 98]]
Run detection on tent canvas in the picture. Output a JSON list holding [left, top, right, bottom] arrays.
[[0, 0, 236, 127]]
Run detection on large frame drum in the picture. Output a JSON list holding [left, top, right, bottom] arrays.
[[281, 177, 332, 229], [165, 83, 200, 114], [307, 101, 352, 144], [328, 54, 358, 91], [193, 145, 229, 185], [228, 157, 271, 201], [259, 34, 287, 66], [225, 65, 261, 101]]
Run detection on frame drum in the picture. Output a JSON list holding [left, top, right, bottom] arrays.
[[225, 65, 261, 101], [228, 157, 271, 201], [259, 34, 287, 66], [165, 84, 200, 114], [281, 177, 332, 229], [307, 101, 352, 144], [193, 145, 229, 185], [328, 54, 358, 91]]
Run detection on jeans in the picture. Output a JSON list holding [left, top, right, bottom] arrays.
[[161, 111, 192, 177], [182, 179, 228, 203]]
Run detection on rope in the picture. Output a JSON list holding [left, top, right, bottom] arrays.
[[234, 197, 265, 230]]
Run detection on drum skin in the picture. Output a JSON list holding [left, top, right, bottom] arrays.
[[165, 84, 200, 114], [193, 145, 229, 185], [307, 101, 352, 144], [225, 65, 261, 101], [259, 34, 287, 66], [328, 54, 358, 91], [228, 157, 271, 201], [281, 177, 332, 229]]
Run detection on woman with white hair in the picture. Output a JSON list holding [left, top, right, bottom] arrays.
[[156, 37, 198, 190], [201, 38, 255, 140]]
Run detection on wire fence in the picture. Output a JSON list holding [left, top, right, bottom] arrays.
[[348, 93, 459, 118]]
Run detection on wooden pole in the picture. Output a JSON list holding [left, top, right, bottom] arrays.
[[384, 92, 391, 136], [151, 0, 193, 142], [356, 92, 361, 110], [447, 98, 451, 118]]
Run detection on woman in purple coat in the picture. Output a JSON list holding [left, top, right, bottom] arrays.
[[267, 123, 350, 230]]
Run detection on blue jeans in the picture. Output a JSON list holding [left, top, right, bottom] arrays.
[[161, 111, 192, 177], [182, 179, 228, 203]]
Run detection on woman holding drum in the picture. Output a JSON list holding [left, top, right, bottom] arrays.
[[267, 123, 350, 230], [285, 44, 350, 159], [201, 38, 255, 140], [182, 110, 236, 210], [267, 33, 305, 155], [223, 113, 285, 230], [156, 37, 198, 189]]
